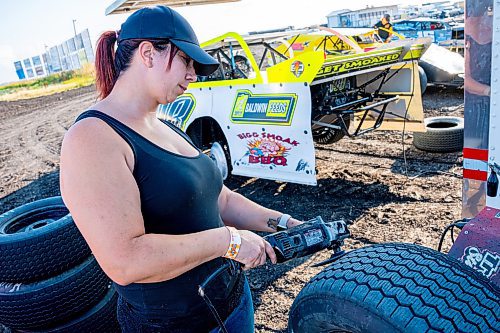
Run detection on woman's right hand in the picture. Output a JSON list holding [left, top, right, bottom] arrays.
[[234, 230, 277, 270]]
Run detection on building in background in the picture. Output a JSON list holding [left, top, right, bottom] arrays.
[[327, 2, 465, 28], [12, 29, 94, 80], [327, 5, 399, 28]]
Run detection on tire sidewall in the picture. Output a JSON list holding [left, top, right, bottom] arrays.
[[423, 116, 464, 133], [0, 197, 69, 243]]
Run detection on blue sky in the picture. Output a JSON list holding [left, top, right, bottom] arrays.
[[0, 0, 429, 84]]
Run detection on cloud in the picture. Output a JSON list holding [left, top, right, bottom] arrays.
[[0, 45, 15, 64], [0, 45, 18, 84]]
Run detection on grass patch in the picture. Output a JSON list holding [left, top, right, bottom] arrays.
[[0, 64, 95, 101]]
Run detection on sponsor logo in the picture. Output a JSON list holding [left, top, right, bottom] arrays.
[[317, 52, 401, 77], [462, 246, 500, 279], [156, 93, 196, 130], [290, 61, 304, 78], [231, 90, 297, 125], [237, 132, 299, 167]]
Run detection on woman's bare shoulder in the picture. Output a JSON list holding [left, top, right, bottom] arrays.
[[62, 112, 133, 167], [64, 116, 115, 149]]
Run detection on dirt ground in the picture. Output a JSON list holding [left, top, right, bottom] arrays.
[[0, 85, 464, 332]]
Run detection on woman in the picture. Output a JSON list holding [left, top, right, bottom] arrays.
[[60, 6, 301, 332]]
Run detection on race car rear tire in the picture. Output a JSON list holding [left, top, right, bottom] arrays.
[[413, 116, 463, 153], [289, 243, 500, 333], [0, 196, 90, 282], [312, 116, 350, 145]]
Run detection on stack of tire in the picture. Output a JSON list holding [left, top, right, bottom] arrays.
[[0, 197, 120, 332]]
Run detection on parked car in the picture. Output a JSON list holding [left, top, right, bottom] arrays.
[[392, 18, 453, 44]]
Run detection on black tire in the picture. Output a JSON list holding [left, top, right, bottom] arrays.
[[33, 287, 120, 333], [0, 196, 90, 282], [289, 243, 500, 333], [0, 256, 111, 330], [413, 116, 464, 153], [312, 116, 350, 145], [418, 66, 427, 94]]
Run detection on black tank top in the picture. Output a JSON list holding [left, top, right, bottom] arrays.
[[75, 110, 243, 330], [468, 37, 491, 86]]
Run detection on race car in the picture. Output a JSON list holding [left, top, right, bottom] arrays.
[[156, 29, 430, 185]]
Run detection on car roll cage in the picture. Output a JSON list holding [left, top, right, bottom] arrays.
[[202, 33, 413, 137], [312, 64, 411, 137]]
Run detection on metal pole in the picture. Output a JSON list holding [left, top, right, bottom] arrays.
[[44, 44, 50, 76], [72, 19, 78, 70]]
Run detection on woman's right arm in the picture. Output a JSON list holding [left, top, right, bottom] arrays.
[[60, 119, 242, 285]]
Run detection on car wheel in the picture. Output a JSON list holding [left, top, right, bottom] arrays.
[[209, 141, 230, 180], [413, 116, 463, 153], [0, 196, 90, 282], [187, 118, 232, 180], [312, 116, 350, 145], [289, 243, 499, 333], [418, 66, 427, 94]]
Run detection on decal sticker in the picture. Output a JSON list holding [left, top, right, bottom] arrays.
[[462, 246, 500, 279], [291, 43, 304, 51], [290, 61, 304, 77], [295, 159, 310, 172], [237, 132, 299, 167], [317, 51, 402, 78], [156, 93, 196, 130], [0, 282, 22, 293], [230, 90, 298, 125]]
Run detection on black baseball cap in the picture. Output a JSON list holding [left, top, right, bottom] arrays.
[[118, 6, 219, 76]]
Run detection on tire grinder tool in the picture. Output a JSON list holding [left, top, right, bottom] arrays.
[[263, 216, 350, 265], [198, 217, 350, 333]]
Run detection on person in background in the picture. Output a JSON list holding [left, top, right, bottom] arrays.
[[59, 5, 302, 332], [373, 13, 393, 42], [462, 0, 493, 216]]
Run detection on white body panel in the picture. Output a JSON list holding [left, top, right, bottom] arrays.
[[158, 83, 317, 185]]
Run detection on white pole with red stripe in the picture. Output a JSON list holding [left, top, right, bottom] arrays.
[[487, 0, 500, 210]]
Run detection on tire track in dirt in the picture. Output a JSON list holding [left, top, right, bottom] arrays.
[[0, 86, 96, 201], [0, 85, 465, 332]]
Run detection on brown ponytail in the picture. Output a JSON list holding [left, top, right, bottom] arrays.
[[95, 31, 118, 99], [95, 30, 177, 99]]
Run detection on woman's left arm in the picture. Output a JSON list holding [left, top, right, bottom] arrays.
[[218, 185, 302, 232]]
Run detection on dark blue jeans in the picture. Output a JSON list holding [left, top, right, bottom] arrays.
[[117, 278, 254, 332], [209, 279, 254, 333]]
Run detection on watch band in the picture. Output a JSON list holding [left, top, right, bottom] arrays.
[[277, 214, 292, 230]]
